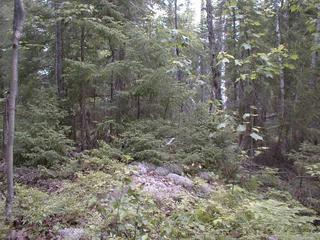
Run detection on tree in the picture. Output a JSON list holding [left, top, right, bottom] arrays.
[[206, 0, 221, 111], [311, 3, 320, 86], [4, 0, 26, 221], [55, 0, 64, 98], [274, 0, 286, 153]]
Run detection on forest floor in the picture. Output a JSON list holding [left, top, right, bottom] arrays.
[[1, 158, 320, 239]]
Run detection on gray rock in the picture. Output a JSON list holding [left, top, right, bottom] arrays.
[[199, 183, 214, 196], [166, 173, 194, 189], [267, 236, 278, 240], [155, 166, 170, 176], [131, 162, 156, 174], [59, 228, 85, 240], [198, 172, 214, 182], [164, 163, 183, 175]]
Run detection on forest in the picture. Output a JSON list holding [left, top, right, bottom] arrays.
[[0, 0, 320, 239]]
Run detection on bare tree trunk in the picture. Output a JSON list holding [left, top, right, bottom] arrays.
[[274, 0, 286, 153], [311, 4, 320, 86], [79, 26, 88, 151], [55, 5, 64, 98], [174, 0, 182, 82], [231, 7, 239, 108], [137, 95, 141, 119], [218, 2, 227, 109], [4, 0, 25, 222], [174, 0, 179, 57], [206, 0, 221, 111]]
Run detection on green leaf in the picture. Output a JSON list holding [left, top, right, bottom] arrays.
[[290, 54, 299, 60]]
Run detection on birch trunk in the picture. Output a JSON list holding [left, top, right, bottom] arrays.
[[4, 0, 25, 221]]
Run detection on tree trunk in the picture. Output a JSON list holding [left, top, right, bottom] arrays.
[[4, 0, 25, 222], [79, 26, 88, 151], [174, 0, 182, 82], [55, 10, 64, 98], [311, 4, 320, 86], [206, 0, 221, 111], [274, 0, 286, 153], [232, 7, 239, 108], [218, 2, 227, 109], [137, 95, 141, 119], [174, 0, 179, 57]]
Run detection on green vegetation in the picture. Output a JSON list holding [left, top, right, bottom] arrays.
[[1, 0, 320, 239]]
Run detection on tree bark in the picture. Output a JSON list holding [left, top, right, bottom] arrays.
[[55, 9, 64, 98], [174, 0, 182, 82], [232, 7, 240, 108], [79, 26, 87, 151], [174, 0, 179, 57], [311, 4, 320, 86], [206, 0, 221, 111], [274, 0, 286, 153], [4, 0, 25, 222]]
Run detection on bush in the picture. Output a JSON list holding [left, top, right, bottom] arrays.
[[14, 90, 74, 167], [118, 111, 243, 179]]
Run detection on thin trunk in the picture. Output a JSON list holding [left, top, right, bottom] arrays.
[[110, 77, 114, 102], [174, 0, 182, 82], [275, 0, 286, 153], [110, 49, 115, 102], [311, 4, 320, 86], [0, 50, 4, 94], [174, 0, 179, 57], [79, 88, 87, 151], [219, 5, 227, 109], [137, 95, 141, 119], [232, 7, 239, 108], [206, 0, 221, 111], [79, 26, 87, 151], [4, 0, 25, 221], [55, 17, 63, 97], [199, 0, 207, 79]]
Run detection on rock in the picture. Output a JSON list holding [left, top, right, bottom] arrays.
[[7, 230, 28, 240], [155, 167, 170, 176], [164, 164, 183, 175], [130, 162, 156, 174], [199, 183, 214, 196], [59, 228, 86, 240], [266, 236, 279, 240], [166, 173, 194, 189], [198, 172, 214, 182], [132, 174, 187, 201]]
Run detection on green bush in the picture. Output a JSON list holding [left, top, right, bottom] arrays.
[[14, 90, 74, 167], [118, 111, 242, 179]]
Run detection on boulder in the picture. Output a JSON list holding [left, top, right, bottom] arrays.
[[266, 236, 278, 240], [198, 172, 214, 182], [164, 164, 183, 175], [59, 228, 86, 240], [199, 183, 214, 196], [154, 166, 170, 176], [130, 162, 156, 174], [166, 173, 194, 189]]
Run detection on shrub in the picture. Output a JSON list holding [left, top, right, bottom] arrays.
[[15, 90, 74, 167]]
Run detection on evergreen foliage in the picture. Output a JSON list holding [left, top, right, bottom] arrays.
[[1, 0, 320, 238]]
